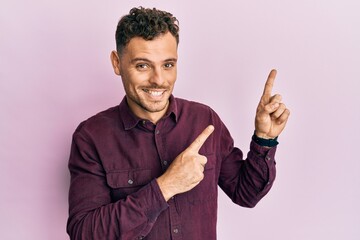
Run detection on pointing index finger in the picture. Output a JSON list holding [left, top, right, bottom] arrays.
[[188, 125, 214, 152], [262, 69, 277, 97]]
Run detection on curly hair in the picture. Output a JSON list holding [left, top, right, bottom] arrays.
[[115, 7, 179, 54]]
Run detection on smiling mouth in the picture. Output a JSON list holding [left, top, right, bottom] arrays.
[[143, 89, 166, 97]]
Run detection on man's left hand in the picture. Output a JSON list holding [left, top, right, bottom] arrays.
[[255, 69, 290, 139]]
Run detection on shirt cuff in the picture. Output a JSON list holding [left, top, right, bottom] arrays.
[[249, 140, 277, 190]]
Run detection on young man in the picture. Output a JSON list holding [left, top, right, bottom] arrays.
[[67, 7, 290, 240]]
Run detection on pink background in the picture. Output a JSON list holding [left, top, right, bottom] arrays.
[[1, 0, 359, 239]]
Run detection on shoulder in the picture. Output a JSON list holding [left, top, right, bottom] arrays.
[[175, 97, 215, 113], [74, 105, 120, 136], [174, 97, 222, 123]]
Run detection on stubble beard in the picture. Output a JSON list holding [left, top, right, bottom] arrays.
[[128, 88, 171, 114]]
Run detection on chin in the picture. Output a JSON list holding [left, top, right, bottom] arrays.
[[144, 103, 168, 113]]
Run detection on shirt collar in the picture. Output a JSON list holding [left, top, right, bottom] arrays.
[[118, 95, 178, 130]]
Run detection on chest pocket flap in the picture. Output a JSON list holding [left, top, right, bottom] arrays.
[[106, 169, 152, 188]]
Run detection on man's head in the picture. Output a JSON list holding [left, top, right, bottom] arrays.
[[111, 7, 179, 123], [115, 7, 179, 55]]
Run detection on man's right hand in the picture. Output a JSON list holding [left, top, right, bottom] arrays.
[[156, 125, 215, 201]]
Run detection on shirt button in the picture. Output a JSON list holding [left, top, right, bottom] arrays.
[[267, 181, 271, 185], [155, 130, 160, 135], [128, 179, 134, 185], [173, 228, 179, 234], [142, 120, 146, 125], [163, 161, 168, 166], [265, 156, 271, 161]]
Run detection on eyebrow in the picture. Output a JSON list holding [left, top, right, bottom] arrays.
[[131, 58, 178, 64]]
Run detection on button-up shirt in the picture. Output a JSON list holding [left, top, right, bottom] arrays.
[[67, 95, 277, 240]]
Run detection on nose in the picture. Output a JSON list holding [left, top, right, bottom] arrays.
[[149, 67, 165, 86]]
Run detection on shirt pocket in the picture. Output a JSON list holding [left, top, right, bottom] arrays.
[[106, 169, 152, 201], [186, 153, 217, 204]]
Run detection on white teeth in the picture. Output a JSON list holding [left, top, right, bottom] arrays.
[[146, 90, 164, 96]]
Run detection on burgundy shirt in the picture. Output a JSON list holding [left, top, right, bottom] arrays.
[[67, 96, 277, 240]]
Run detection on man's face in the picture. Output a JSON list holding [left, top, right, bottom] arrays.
[[111, 32, 178, 122]]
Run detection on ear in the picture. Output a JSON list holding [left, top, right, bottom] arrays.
[[110, 50, 121, 75]]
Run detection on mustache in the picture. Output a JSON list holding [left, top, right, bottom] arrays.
[[141, 84, 170, 89]]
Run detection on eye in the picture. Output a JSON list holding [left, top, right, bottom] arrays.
[[164, 62, 175, 69], [136, 63, 150, 70]]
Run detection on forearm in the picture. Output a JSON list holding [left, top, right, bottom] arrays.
[[219, 140, 277, 208], [240, 140, 276, 205]]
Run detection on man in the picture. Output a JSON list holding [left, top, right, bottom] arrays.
[[67, 7, 290, 240]]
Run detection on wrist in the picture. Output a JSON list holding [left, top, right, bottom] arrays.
[[252, 131, 279, 147], [156, 176, 174, 202]]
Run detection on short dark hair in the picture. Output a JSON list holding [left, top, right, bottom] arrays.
[[115, 7, 179, 54]]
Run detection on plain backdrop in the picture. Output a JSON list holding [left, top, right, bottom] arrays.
[[1, 0, 359, 239]]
